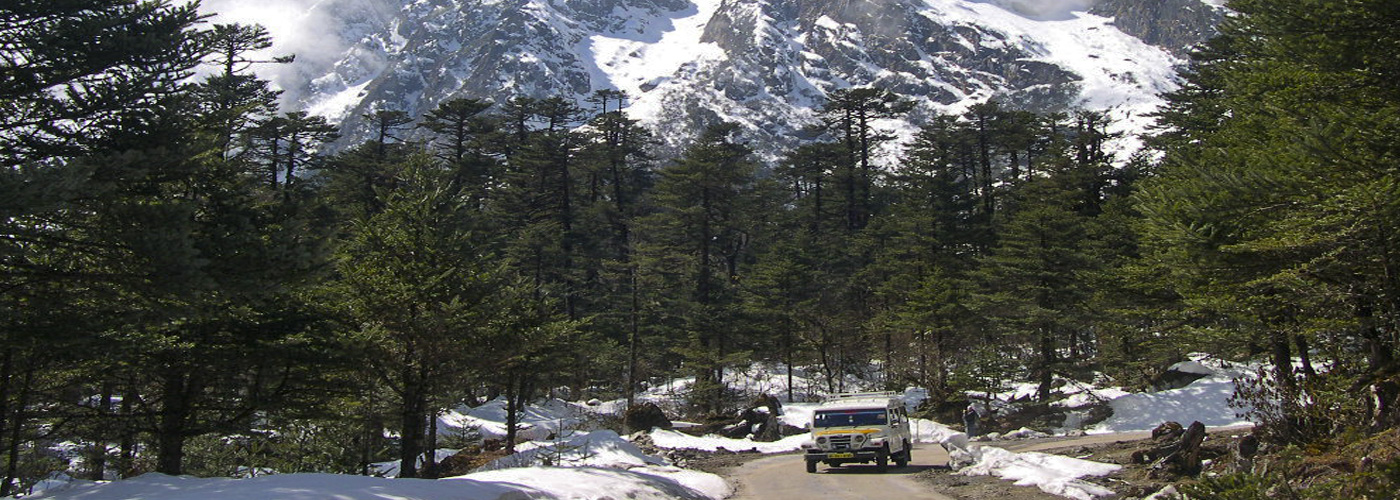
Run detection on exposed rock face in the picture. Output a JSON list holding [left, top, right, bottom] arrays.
[[1091, 0, 1226, 57], [275, 0, 1223, 158]]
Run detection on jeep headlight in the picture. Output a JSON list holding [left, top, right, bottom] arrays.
[[853, 434, 865, 445]]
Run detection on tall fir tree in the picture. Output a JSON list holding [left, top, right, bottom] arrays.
[[1136, 0, 1400, 440], [636, 123, 770, 414]]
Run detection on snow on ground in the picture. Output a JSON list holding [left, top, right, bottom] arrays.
[[984, 376, 1128, 414], [1090, 355, 1259, 433], [649, 428, 810, 453], [21, 356, 1266, 500], [19, 469, 724, 500], [476, 430, 665, 470], [437, 396, 591, 443], [907, 417, 1115, 500], [18, 473, 518, 500], [462, 466, 728, 500], [975, 354, 1260, 435], [369, 448, 461, 478], [952, 444, 1120, 500], [28, 431, 725, 500]]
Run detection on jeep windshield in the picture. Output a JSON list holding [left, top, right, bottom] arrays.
[[813, 409, 887, 428]]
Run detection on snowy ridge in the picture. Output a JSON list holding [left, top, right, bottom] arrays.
[[202, 0, 1221, 160], [919, 0, 1184, 152]]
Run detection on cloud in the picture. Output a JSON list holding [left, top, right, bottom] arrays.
[[198, 0, 350, 104]]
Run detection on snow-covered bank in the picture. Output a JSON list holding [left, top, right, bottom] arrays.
[[905, 417, 1119, 500], [648, 428, 809, 453], [953, 445, 1119, 500], [1091, 356, 1259, 433], [18, 468, 726, 500]]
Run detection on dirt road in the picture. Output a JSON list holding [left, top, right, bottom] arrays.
[[724, 431, 1177, 499], [725, 446, 956, 500]]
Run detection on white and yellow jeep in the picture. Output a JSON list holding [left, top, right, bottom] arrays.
[[802, 391, 913, 473]]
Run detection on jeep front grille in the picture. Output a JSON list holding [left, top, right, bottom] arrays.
[[828, 435, 853, 449]]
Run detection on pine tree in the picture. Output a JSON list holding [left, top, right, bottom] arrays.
[[194, 23, 287, 159], [974, 174, 1103, 402], [0, 0, 207, 165], [330, 152, 507, 476], [636, 123, 770, 413], [1135, 0, 1400, 438], [250, 111, 339, 190], [420, 98, 497, 206], [574, 107, 656, 406], [0, 0, 242, 486], [820, 88, 912, 230]]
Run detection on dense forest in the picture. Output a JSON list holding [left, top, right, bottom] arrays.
[[3, 0, 1399, 496]]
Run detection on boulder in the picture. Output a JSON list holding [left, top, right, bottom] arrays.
[[624, 402, 673, 432], [1152, 361, 1212, 391]]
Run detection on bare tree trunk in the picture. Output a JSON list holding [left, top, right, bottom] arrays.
[[1037, 326, 1055, 403], [784, 325, 794, 403], [0, 365, 32, 497], [86, 385, 114, 480], [118, 388, 136, 478], [626, 264, 640, 411], [1295, 334, 1316, 378], [504, 376, 519, 454], [359, 396, 380, 476], [1270, 328, 1294, 392], [422, 409, 439, 478], [155, 370, 192, 476], [1360, 302, 1399, 428], [398, 360, 426, 479], [0, 347, 11, 495]]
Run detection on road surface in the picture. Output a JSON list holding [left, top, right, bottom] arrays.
[[724, 431, 1172, 499], [725, 445, 956, 500]]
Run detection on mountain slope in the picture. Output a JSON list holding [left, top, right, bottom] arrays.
[[244, 0, 1223, 159]]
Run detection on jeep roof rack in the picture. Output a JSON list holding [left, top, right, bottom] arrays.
[[824, 391, 898, 402]]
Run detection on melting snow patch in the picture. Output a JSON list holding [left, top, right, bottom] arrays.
[[926, 419, 1119, 500], [16, 467, 730, 500], [1091, 356, 1259, 433], [958, 446, 1119, 500], [648, 428, 809, 454], [477, 430, 666, 471], [459, 466, 729, 500]]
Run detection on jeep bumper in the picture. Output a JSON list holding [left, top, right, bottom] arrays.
[[804, 448, 882, 463]]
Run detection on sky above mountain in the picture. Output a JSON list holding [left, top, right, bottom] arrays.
[[200, 0, 359, 100]]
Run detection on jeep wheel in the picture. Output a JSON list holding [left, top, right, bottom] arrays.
[[894, 440, 910, 468], [876, 447, 889, 472], [806, 459, 817, 473]]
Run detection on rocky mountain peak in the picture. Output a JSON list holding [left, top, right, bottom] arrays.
[[256, 0, 1222, 159]]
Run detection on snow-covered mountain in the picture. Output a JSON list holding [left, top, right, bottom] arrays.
[[208, 0, 1223, 159]]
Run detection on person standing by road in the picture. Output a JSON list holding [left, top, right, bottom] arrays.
[[963, 404, 980, 437]]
